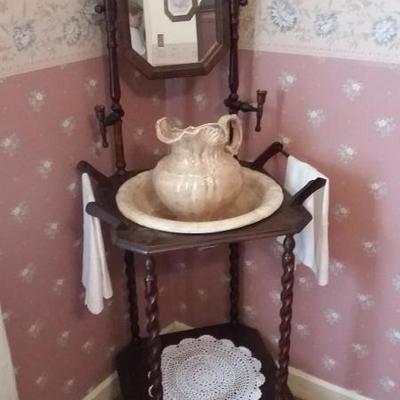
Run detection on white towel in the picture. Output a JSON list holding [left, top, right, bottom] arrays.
[[82, 173, 113, 314], [0, 305, 19, 400], [283, 156, 330, 286]]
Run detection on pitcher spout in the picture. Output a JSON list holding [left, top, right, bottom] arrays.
[[156, 117, 186, 144]]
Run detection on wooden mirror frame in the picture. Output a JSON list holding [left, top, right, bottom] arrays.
[[117, 0, 230, 79]]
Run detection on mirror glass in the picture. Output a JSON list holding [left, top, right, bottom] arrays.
[[127, 0, 219, 67]]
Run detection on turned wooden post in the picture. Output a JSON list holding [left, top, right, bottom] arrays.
[[145, 256, 163, 400], [276, 235, 296, 400], [226, 0, 241, 113], [124, 251, 140, 343], [95, 0, 127, 175], [229, 243, 240, 325]]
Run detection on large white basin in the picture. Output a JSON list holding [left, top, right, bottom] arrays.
[[115, 167, 284, 234]]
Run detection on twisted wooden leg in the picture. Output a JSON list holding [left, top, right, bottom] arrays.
[[145, 256, 163, 400], [229, 243, 240, 325], [276, 235, 296, 400], [124, 251, 140, 343]]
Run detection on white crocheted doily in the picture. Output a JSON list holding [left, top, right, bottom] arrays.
[[157, 335, 265, 400]]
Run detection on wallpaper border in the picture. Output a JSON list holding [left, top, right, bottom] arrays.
[[0, 0, 105, 80], [239, 0, 400, 65]]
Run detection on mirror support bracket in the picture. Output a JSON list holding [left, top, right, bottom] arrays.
[[94, 0, 127, 176], [224, 0, 267, 132]]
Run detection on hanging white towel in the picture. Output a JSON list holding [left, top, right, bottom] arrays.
[[0, 305, 19, 400], [282, 156, 330, 286], [82, 173, 113, 314]]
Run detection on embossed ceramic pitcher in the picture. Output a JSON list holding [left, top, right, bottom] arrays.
[[152, 115, 244, 221]]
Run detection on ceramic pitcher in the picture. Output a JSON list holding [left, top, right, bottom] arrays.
[[152, 115, 244, 221]]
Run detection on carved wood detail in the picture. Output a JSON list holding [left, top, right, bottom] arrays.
[[276, 235, 296, 400], [124, 251, 140, 343], [145, 256, 163, 400], [229, 242, 240, 325]]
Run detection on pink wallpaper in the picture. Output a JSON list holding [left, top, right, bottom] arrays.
[[0, 58, 229, 400], [239, 51, 400, 400], [1, 47, 400, 400], [0, 57, 156, 400], [166, 52, 400, 399]]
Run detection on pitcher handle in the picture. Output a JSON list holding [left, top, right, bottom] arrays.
[[218, 114, 243, 155]]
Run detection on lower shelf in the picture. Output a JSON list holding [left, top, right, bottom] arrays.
[[116, 323, 294, 400]]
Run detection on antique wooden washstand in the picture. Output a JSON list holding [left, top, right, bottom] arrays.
[[78, 1, 326, 399]]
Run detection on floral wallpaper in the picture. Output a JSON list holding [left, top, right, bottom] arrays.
[[2, 1, 400, 400], [240, 0, 400, 64], [165, 42, 400, 400], [2, 0, 400, 79], [0, 56, 233, 400], [0, 0, 104, 78], [247, 54, 400, 399]]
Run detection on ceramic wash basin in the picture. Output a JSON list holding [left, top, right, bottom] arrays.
[[115, 167, 284, 234]]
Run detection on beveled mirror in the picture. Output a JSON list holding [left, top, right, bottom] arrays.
[[117, 0, 230, 79]]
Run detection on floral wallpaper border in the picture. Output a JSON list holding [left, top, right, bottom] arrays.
[[240, 0, 400, 64], [0, 0, 104, 79], [2, 0, 400, 79]]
